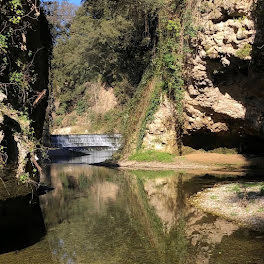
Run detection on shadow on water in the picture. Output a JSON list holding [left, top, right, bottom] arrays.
[[47, 148, 116, 164], [0, 194, 46, 254]]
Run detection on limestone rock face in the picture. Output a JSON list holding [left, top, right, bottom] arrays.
[[144, 0, 264, 152], [184, 0, 264, 150], [142, 96, 177, 153]]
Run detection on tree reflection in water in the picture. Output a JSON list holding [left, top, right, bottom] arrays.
[[1, 165, 264, 264]]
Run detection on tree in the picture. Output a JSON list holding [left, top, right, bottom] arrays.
[[51, 0, 162, 108], [42, 0, 78, 40]]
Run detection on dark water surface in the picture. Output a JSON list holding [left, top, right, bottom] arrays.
[[0, 162, 264, 263]]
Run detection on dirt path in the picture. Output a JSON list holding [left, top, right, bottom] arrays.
[[118, 159, 211, 170], [185, 153, 248, 166]]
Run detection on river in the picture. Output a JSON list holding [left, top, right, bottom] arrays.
[[0, 150, 264, 263]]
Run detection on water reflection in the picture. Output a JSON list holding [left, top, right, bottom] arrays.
[[0, 165, 264, 264], [48, 149, 115, 164]]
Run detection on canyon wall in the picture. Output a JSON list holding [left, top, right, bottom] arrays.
[[143, 0, 264, 153], [0, 0, 51, 178]]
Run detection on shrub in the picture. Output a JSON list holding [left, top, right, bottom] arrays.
[[76, 100, 86, 115], [56, 103, 67, 115], [260, 186, 264, 196], [54, 116, 63, 127]]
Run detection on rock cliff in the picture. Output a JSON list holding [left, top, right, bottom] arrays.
[[0, 0, 51, 179], [143, 0, 264, 153]]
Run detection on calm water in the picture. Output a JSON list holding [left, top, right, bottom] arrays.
[[0, 161, 264, 263]]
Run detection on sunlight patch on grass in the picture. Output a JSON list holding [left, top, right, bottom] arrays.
[[128, 150, 175, 163]]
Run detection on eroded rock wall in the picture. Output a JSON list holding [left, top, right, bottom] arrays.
[[143, 0, 264, 153], [184, 0, 264, 151], [142, 96, 177, 152], [0, 0, 51, 178]]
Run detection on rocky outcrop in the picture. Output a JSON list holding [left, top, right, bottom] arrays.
[[142, 96, 177, 152], [143, 0, 264, 153], [184, 0, 264, 151], [0, 1, 51, 179]]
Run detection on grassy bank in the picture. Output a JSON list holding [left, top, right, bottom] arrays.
[[128, 150, 176, 163]]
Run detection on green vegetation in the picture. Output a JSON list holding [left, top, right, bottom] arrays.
[[210, 195, 218, 200], [0, 0, 51, 110], [208, 147, 238, 154], [50, 0, 161, 109], [230, 184, 242, 193], [87, 109, 123, 133], [131, 170, 185, 181], [49, 0, 197, 149], [236, 43, 252, 59], [128, 150, 175, 163], [122, 0, 197, 151], [228, 182, 264, 197], [260, 186, 264, 196], [0, 0, 51, 181], [137, 82, 162, 150]]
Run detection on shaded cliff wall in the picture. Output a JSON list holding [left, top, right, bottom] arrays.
[[0, 0, 51, 178]]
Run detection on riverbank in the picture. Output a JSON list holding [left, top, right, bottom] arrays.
[[114, 152, 264, 172], [189, 182, 264, 232]]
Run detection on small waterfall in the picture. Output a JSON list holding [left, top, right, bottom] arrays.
[[50, 134, 122, 150]]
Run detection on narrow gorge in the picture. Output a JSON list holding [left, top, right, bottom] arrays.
[[0, 0, 264, 263]]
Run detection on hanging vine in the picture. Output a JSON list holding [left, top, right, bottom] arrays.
[[136, 0, 197, 152]]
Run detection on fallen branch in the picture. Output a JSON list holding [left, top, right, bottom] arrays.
[[30, 153, 43, 178], [33, 89, 47, 107]]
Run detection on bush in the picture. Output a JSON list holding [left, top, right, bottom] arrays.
[[76, 100, 86, 115], [260, 186, 264, 196], [56, 103, 67, 115], [54, 116, 63, 127]]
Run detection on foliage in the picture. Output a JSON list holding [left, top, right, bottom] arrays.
[[137, 81, 162, 150], [51, 0, 161, 110], [19, 172, 30, 183], [50, 0, 197, 154], [54, 116, 63, 127], [0, 0, 51, 181], [42, 0, 78, 40], [260, 186, 264, 196], [0, 0, 51, 109], [155, 3, 196, 123], [121, 65, 155, 135], [128, 150, 175, 163], [236, 43, 252, 59], [133, 0, 196, 151], [88, 109, 123, 133], [76, 100, 86, 115]]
